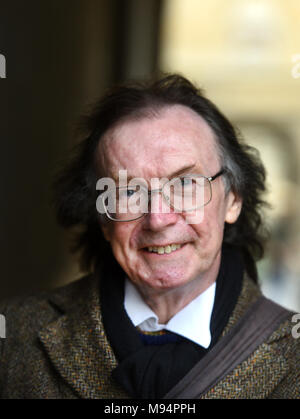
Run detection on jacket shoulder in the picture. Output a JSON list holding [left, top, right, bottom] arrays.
[[0, 273, 101, 399], [265, 303, 300, 398], [0, 274, 95, 341]]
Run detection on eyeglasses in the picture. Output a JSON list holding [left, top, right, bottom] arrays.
[[100, 169, 225, 222]]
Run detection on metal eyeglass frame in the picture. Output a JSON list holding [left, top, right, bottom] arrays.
[[102, 168, 225, 222]]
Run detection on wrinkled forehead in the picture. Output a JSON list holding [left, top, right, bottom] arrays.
[[95, 105, 221, 179]]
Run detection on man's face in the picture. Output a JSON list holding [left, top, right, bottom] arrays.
[[97, 105, 241, 295]]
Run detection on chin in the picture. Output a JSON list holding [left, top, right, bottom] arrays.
[[140, 269, 193, 292]]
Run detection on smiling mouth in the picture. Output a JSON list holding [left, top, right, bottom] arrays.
[[143, 243, 184, 255]]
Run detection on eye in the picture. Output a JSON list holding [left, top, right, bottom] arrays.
[[180, 177, 193, 187], [118, 188, 137, 199], [126, 189, 136, 197]]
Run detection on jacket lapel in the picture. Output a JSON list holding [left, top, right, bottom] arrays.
[[165, 277, 290, 399], [207, 288, 291, 399], [38, 274, 128, 399], [212, 277, 290, 398]]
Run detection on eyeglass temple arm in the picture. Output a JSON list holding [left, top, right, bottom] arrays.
[[208, 168, 225, 182]]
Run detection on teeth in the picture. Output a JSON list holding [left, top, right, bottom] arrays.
[[165, 245, 171, 254], [147, 244, 182, 254]]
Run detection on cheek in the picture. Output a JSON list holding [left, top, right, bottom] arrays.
[[192, 203, 226, 243], [108, 224, 135, 260]]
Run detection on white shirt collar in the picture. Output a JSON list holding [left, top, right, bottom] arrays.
[[124, 279, 216, 349]]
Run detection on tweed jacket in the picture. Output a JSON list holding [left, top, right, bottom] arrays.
[[0, 273, 299, 399]]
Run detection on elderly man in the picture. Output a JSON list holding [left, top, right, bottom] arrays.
[[0, 75, 299, 399]]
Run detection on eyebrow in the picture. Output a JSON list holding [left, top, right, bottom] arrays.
[[109, 163, 198, 184], [166, 163, 197, 179]]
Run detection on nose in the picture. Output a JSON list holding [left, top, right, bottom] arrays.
[[142, 190, 179, 231]]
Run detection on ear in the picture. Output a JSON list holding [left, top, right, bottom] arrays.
[[224, 191, 242, 224], [99, 218, 111, 242]]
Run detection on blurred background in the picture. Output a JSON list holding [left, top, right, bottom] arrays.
[[0, 0, 299, 311]]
